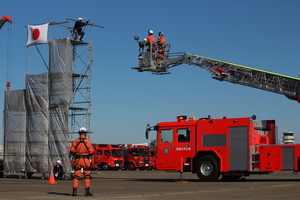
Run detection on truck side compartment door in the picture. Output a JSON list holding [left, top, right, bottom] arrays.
[[157, 129, 176, 169], [174, 127, 195, 171]]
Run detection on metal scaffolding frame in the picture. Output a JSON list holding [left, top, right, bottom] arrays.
[[3, 19, 103, 178], [3, 90, 26, 177]]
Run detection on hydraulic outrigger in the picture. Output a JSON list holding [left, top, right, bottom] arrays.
[[132, 36, 300, 103]]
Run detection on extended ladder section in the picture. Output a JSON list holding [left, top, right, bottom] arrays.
[[132, 41, 300, 103]]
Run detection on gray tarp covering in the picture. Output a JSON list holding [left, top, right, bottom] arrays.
[[3, 38, 74, 175], [49, 38, 74, 108], [48, 107, 72, 172], [25, 73, 49, 173], [3, 90, 26, 173]]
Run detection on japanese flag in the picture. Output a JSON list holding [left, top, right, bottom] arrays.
[[26, 23, 49, 46]]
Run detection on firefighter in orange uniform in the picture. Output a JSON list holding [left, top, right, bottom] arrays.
[[70, 127, 94, 196], [146, 30, 156, 53], [156, 32, 166, 61]]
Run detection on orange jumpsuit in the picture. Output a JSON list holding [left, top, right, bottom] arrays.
[[146, 34, 156, 52], [156, 36, 166, 61], [70, 134, 94, 189]]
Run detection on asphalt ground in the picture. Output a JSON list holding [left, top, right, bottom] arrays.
[[1, 170, 300, 200]]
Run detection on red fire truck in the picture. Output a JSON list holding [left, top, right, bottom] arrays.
[[149, 148, 157, 170], [124, 145, 155, 170], [145, 115, 300, 181], [91, 144, 124, 170]]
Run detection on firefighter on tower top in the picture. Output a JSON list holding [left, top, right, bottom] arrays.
[[156, 32, 166, 61], [70, 127, 94, 196], [73, 17, 90, 41], [145, 29, 156, 52]]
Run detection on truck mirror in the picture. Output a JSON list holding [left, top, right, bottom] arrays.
[[145, 128, 150, 140], [145, 125, 158, 139], [145, 123, 151, 139]]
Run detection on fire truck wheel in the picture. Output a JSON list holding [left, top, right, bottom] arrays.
[[196, 155, 220, 182], [127, 163, 136, 171], [101, 163, 109, 170]]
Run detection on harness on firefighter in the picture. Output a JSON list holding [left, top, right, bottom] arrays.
[[72, 137, 92, 171], [74, 138, 89, 153]]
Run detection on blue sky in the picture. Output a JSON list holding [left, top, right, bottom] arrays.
[[1, 0, 300, 145]]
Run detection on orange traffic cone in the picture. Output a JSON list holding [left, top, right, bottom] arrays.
[[46, 166, 57, 184]]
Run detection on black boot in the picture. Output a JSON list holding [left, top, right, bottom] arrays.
[[85, 187, 93, 196], [72, 188, 77, 196]]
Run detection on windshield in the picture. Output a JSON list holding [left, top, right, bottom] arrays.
[[111, 149, 123, 157], [138, 148, 150, 156]]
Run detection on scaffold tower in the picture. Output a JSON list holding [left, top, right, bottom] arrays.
[[3, 18, 103, 178]]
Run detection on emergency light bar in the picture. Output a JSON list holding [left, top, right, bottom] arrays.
[[176, 116, 187, 122]]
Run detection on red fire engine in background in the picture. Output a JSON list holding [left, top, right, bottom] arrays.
[[145, 115, 300, 181], [91, 144, 124, 170], [149, 148, 157, 169], [123, 145, 155, 170]]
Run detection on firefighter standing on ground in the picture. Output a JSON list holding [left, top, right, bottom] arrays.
[[156, 32, 166, 61], [70, 127, 94, 196]]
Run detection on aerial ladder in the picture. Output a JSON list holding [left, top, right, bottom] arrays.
[[132, 36, 300, 103]]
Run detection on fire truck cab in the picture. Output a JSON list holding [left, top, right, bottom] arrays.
[[124, 145, 154, 170], [92, 144, 124, 170], [146, 115, 300, 181]]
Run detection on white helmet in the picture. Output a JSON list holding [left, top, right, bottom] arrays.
[[79, 127, 87, 133], [78, 17, 84, 21], [56, 160, 61, 165], [148, 30, 154, 34]]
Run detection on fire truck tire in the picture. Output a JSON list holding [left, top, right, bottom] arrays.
[[101, 163, 109, 170], [127, 163, 136, 171], [196, 155, 220, 182]]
